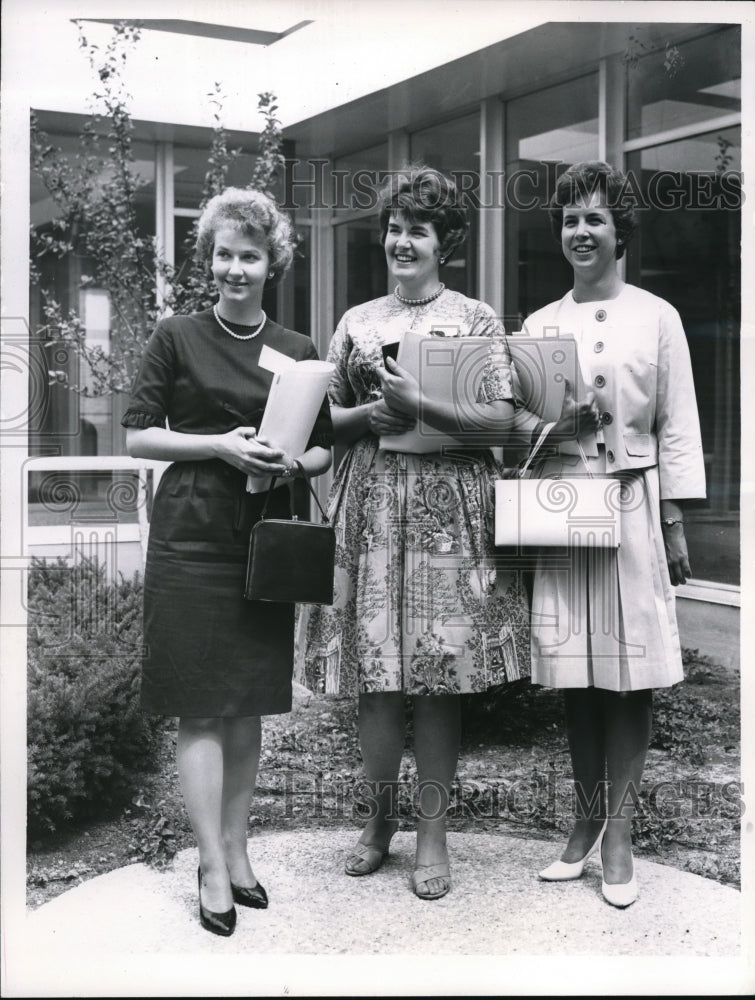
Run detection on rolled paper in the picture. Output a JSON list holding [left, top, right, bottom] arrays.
[[246, 357, 335, 493]]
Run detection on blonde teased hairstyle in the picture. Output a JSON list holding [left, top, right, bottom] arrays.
[[196, 187, 296, 284]]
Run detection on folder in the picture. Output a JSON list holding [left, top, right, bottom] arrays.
[[506, 333, 586, 421], [379, 332, 494, 453]]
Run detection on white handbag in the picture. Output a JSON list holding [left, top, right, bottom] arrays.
[[495, 424, 621, 549]]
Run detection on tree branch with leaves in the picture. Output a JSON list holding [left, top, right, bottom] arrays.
[[32, 20, 286, 398]]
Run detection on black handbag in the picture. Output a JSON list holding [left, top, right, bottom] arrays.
[[244, 462, 335, 605]]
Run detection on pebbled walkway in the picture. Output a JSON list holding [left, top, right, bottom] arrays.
[[15, 827, 744, 994]]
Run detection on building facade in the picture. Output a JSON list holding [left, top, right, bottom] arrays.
[[27, 20, 742, 631]]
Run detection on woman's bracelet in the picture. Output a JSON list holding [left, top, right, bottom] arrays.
[[661, 517, 684, 529]]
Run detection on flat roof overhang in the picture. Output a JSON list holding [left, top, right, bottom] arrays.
[[285, 21, 732, 158]]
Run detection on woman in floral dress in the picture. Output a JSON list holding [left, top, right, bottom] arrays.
[[304, 166, 536, 899]]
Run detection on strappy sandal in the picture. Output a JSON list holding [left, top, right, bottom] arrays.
[[412, 862, 451, 900], [344, 819, 399, 876]]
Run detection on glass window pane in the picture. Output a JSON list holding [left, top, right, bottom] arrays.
[[410, 114, 480, 297], [505, 74, 599, 324], [32, 136, 156, 232], [333, 143, 387, 213], [293, 224, 311, 336], [334, 218, 387, 319], [174, 214, 198, 272], [30, 130, 157, 458], [507, 80, 600, 166], [173, 145, 259, 211], [332, 145, 388, 316], [625, 127, 741, 584], [626, 27, 741, 140], [28, 469, 144, 525], [172, 144, 261, 275]]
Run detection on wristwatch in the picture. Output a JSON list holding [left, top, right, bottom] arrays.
[[281, 461, 298, 479], [661, 517, 683, 528]]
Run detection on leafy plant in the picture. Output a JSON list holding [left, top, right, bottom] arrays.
[[250, 91, 286, 194], [623, 31, 685, 77], [31, 19, 286, 398], [663, 42, 685, 78], [126, 791, 180, 869], [159, 81, 244, 318], [32, 28, 155, 395], [27, 556, 164, 838]]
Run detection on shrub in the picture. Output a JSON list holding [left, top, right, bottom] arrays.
[[27, 556, 164, 839]]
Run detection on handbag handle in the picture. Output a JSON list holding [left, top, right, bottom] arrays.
[[518, 422, 594, 479], [518, 421, 555, 478], [574, 438, 594, 479], [260, 461, 330, 523]]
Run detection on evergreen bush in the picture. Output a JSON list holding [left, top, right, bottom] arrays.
[[27, 556, 163, 838]]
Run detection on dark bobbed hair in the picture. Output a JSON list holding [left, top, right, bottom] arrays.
[[195, 187, 296, 285], [377, 164, 469, 261], [548, 161, 638, 260]]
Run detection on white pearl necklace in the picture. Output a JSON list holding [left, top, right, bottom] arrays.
[[394, 283, 445, 307], [213, 304, 267, 340]]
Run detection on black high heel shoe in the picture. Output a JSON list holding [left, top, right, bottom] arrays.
[[198, 867, 237, 936], [230, 880, 268, 909]]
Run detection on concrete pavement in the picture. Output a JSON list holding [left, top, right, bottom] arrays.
[[12, 827, 745, 996]]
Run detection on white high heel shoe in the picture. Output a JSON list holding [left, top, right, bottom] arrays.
[[538, 820, 607, 881], [600, 842, 639, 908]]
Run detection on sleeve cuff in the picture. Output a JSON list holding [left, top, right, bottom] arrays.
[[120, 409, 166, 429], [306, 430, 335, 450]]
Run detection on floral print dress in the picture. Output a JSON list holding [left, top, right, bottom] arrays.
[[304, 289, 530, 696]]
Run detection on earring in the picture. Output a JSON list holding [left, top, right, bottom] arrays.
[[268, 271, 274, 279], [439, 256, 446, 265]]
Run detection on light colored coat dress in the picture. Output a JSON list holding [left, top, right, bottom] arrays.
[[519, 284, 705, 690]]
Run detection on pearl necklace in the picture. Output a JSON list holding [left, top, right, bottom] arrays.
[[393, 283, 445, 307], [213, 304, 267, 340]]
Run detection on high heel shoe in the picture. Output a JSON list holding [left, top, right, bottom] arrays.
[[231, 880, 268, 909], [198, 867, 236, 937], [538, 820, 607, 881], [600, 844, 639, 908]]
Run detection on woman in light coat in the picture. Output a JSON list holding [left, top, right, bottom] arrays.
[[518, 161, 705, 907]]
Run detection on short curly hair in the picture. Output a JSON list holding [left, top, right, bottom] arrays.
[[377, 164, 469, 262], [548, 161, 638, 260], [195, 187, 296, 284]]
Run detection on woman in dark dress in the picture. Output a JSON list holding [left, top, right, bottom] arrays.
[[123, 188, 332, 936]]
